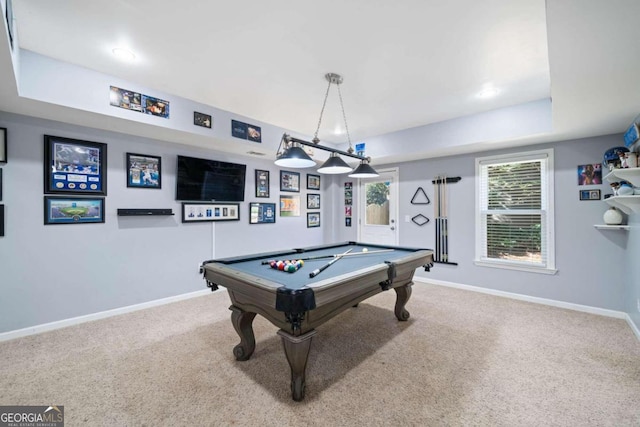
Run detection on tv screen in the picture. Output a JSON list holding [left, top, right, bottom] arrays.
[[176, 155, 247, 201]]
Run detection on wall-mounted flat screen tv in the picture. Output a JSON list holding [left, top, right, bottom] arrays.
[[176, 155, 247, 202]]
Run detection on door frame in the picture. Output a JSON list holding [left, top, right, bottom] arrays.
[[357, 167, 399, 245]]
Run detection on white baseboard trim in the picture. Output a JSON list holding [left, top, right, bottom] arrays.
[[416, 277, 640, 342], [414, 277, 628, 319], [0, 288, 220, 343]]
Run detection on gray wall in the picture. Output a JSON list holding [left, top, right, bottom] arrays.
[[337, 134, 632, 312], [1, 110, 638, 335], [0, 112, 327, 333]]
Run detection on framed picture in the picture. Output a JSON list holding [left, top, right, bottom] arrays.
[[577, 164, 602, 185], [194, 111, 212, 128], [0, 127, 6, 163], [44, 196, 105, 225], [126, 153, 161, 189], [307, 193, 320, 209], [0, 204, 4, 236], [280, 195, 300, 217], [0, 168, 3, 201], [182, 202, 240, 223], [307, 212, 320, 228], [249, 202, 276, 224], [142, 95, 170, 118], [307, 174, 320, 190], [255, 169, 270, 198], [280, 170, 300, 192], [580, 189, 601, 201], [44, 135, 107, 195]]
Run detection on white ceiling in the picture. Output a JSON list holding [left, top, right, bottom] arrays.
[[2, 0, 640, 159]]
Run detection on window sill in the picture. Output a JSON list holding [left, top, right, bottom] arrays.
[[474, 260, 558, 275]]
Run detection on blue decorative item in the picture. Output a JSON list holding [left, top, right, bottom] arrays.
[[624, 123, 639, 147]]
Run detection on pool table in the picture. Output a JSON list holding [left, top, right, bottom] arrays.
[[202, 241, 433, 401]]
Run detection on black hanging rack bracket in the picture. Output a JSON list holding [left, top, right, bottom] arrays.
[[431, 177, 461, 184]]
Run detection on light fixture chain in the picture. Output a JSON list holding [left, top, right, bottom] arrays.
[[336, 83, 353, 152], [313, 78, 333, 143]]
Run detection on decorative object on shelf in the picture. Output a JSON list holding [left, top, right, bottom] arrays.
[[0, 127, 6, 163], [579, 189, 601, 200], [44, 196, 105, 225], [249, 202, 276, 224], [255, 169, 269, 198], [193, 111, 212, 128], [432, 175, 461, 265], [618, 181, 634, 195], [231, 120, 261, 142], [44, 135, 107, 195], [577, 164, 602, 185], [181, 202, 240, 223], [274, 73, 378, 178], [624, 121, 639, 148], [110, 86, 169, 118], [280, 170, 300, 192], [603, 146, 629, 171], [412, 214, 430, 226], [126, 153, 161, 189], [603, 206, 623, 225], [410, 187, 431, 204], [624, 152, 638, 168]]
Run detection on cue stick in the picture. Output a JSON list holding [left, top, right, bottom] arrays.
[[260, 249, 393, 264], [309, 248, 353, 278], [434, 176, 440, 262], [443, 174, 448, 262]]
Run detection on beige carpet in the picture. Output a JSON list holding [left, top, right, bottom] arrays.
[[0, 283, 639, 426]]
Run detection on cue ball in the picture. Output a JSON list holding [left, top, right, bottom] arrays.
[[362, 248, 368, 252]]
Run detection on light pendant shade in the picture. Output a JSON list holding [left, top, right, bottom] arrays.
[[317, 152, 352, 174], [348, 161, 379, 178], [274, 145, 316, 168]]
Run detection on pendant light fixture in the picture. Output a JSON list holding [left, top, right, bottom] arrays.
[[274, 73, 378, 178]]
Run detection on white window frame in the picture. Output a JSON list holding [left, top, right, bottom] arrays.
[[474, 148, 556, 274]]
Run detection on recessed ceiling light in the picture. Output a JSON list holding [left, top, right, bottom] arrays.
[[112, 48, 136, 62], [477, 88, 499, 99]]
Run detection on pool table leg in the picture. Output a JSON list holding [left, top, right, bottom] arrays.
[[277, 329, 318, 401], [230, 306, 257, 361], [394, 283, 413, 321]]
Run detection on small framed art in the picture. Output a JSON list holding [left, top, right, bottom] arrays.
[[307, 212, 320, 228], [0, 127, 7, 163], [579, 189, 601, 201], [307, 174, 320, 190], [249, 202, 276, 224], [44, 135, 107, 195], [194, 111, 212, 128], [0, 204, 4, 236], [280, 195, 300, 217], [126, 153, 161, 189], [182, 202, 240, 223], [307, 193, 320, 209], [280, 170, 300, 192], [44, 196, 105, 225], [0, 168, 3, 201], [255, 169, 270, 198]]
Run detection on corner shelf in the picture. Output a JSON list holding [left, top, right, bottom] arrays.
[[604, 166, 640, 186], [604, 195, 640, 214], [593, 224, 630, 231]]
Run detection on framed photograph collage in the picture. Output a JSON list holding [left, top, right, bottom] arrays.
[[182, 202, 240, 223]]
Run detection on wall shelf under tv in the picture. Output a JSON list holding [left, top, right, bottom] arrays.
[[117, 208, 174, 216]]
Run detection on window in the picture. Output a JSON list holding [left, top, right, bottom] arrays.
[[475, 149, 555, 274]]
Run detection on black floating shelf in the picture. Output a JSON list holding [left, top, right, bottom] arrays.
[[117, 208, 174, 216]]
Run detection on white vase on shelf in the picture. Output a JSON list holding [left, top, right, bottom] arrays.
[[603, 207, 623, 225]]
